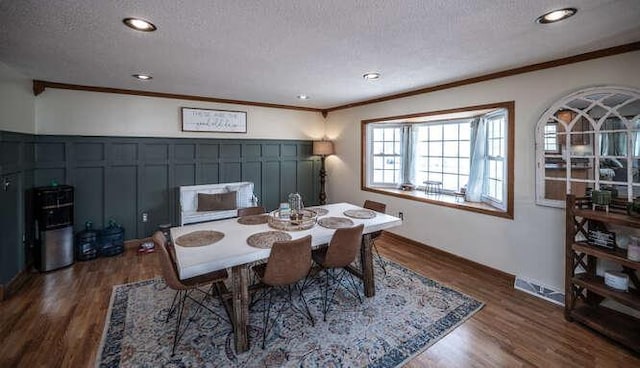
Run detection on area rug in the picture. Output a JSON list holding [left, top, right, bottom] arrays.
[[97, 258, 483, 367]]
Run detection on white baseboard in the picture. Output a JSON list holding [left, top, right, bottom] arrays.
[[514, 277, 564, 306]]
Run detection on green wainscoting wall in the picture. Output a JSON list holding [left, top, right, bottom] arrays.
[[0, 131, 35, 285], [0, 131, 321, 285]]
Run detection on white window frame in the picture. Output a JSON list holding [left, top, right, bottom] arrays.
[[367, 124, 404, 188], [414, 120, 472, 195], [361, 101, 514, 219], [483, 110, 507, 210]]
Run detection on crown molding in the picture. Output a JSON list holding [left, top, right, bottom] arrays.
[[325, 41, 640, 113], [32, 80, 325, 114]]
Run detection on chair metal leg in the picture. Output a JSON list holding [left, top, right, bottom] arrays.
[[322, 269, 348, 321], [320, 267, 364, 321], [173, 289, 213, 356], [254, 279, 316, 349], [182, 292, 205, 353], [172, 291, 187, 356], [250, 286, 267, 309], [345, 271, 363, 304], [166, 291, 179, 322], [167, 283, 231, 356], [372, 240, 387, 275], [298, 274, 315, 326], [298, 284, 315, 327], [330, 269, 359, 301], [214, 281, 231, 324], [283, 280, 315, 326], [262, 289, 274, 349], [286, 284, 294, 304], [263, 286, 304, 348], [323, 270, 330, 321]]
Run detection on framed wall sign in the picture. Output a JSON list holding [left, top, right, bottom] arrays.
[[181, 107, 247, 133], [587, 228, 616, 250]]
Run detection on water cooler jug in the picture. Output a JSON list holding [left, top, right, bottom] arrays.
[[75, 221, 99, 261], [100, 220, 125, 257]]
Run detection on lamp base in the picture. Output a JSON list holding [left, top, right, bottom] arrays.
[[319, 156, 327, 205]]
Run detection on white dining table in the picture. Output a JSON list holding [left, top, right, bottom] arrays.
[[170, 202, 402, 352]]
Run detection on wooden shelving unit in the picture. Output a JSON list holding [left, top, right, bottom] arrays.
[[565, 195, 640, 353]]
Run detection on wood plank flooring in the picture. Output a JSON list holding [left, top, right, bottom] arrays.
[[1, 234, 638, 367]]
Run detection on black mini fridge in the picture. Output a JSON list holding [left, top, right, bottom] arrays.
[[33, 185, 74, 271]]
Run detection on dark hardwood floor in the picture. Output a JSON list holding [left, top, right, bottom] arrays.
[[1, 234, 638, 367]]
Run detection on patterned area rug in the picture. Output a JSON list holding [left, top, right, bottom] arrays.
[[97, 258, 483, 367]]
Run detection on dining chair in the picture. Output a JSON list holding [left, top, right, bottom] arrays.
[[312, 224, 364, 321], [252, 235, 314, 349], [153, 231, 230, 356], [237, 206, 266, 217], [363, 200, 388, 275]]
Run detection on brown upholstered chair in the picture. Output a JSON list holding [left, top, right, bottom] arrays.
[[312, 224, 364, 321], [363, 200, 388, 275], [154, 231, 230, 355], [252, 235, 314, 348], [237, 206, 266, 217]]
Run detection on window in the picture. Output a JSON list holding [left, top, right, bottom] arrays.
[[362, 102, 514, 219], [371, 126, 403, 185], [414, 121, 470, 193], [544, 123, 559, 152], [535, 86, 640, 207], [485, 111, 506, 207]]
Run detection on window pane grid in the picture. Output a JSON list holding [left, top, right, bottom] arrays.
[[416, 121, 471, 192], [371, 126, 402, 184], [485, 114, 505, 203]]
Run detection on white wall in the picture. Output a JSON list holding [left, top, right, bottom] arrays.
[[325, 51, 640, 291], [36, 89, 326, 140], [0, 62, 35, 133]]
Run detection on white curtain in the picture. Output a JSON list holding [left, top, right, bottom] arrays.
[[406, 125, 418, 185], [466, 118, 486, 202], [600, 118, 627, 156]]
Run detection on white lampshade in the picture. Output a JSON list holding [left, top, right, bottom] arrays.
[[313, 140, 335, 156]]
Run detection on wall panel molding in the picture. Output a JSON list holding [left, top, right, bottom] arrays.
[[1, 131, 319, 288], [0, 131, 36, 285], [28, 134, 319, 239]]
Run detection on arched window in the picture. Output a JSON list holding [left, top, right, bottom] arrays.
[[535, 86, 640, 207]]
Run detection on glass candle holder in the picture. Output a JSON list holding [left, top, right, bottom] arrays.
[[628, 236, 640, 262]]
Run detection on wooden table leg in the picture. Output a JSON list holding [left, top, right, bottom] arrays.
[[231, 264, 249, 352], [360, 233, 375, 297]]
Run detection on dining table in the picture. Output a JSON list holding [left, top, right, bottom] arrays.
[[169, 202, 402, 353]]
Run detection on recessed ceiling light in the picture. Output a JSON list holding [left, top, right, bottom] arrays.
[[132, 74, 152, 81], [363, 72, 381, 80], [297, 94, 310, 100], [123, 17, 157, 32], [536, 8, 577, 24]]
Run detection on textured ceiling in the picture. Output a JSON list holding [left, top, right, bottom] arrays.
[[0, 0, 639, 109]]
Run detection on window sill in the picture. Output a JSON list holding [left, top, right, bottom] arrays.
[[363, 186, 513, 219]]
